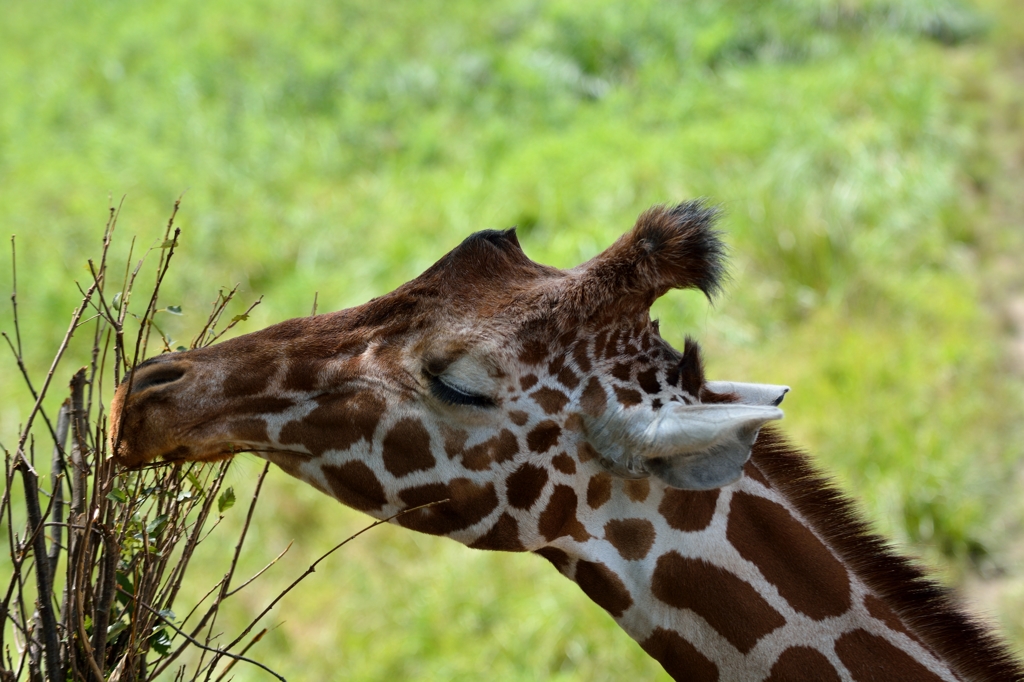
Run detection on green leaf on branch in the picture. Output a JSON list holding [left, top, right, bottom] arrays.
[[149, 627, 173, 655], [218, 487, 236, 513], [186, 471, 205, 495], [231, 313, 249, 323], [146, 513, 169, 536], [165, 305, 182, 315], [106, 488, 128, 504], [107, 620, 128, 642], [115, 571, 135, 608]]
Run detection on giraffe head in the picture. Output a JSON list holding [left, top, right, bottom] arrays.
[[110, 201, 785, 547]]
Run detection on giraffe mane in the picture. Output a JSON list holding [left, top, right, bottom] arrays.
[[751, 427, 1024, 682]]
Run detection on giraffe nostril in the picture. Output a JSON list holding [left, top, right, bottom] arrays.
[[128, 364, 187, 393]]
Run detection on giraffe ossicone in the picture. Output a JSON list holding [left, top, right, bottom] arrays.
[[109, 202, 1023, 682]]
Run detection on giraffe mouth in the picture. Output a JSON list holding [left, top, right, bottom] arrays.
[[155, 443, 312, 465], [110, 444, 237, 470]]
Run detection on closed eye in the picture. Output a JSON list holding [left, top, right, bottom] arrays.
[[429, 375, 495, 408]]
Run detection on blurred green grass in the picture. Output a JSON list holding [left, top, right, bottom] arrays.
[[2, 0, 1023, 678]]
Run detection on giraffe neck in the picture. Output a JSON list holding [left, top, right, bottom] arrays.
[[532, 438, 1015, 682]]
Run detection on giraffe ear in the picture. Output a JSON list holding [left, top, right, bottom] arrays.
[[640, 407, 776, 490], [582, 403, 783, 490], [705, 381, 790, 407]]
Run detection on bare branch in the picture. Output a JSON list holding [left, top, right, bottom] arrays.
[[205, 295, 263, 346], [48, 401, 70, 575], [10, 235, 22, 358], [213, 628, 268, 682], [2, 331, 61, 448], [225, 541, 293, 599], [122, 591, 287, 682], [16, 458, 60, 681], [14, 283, 100, 463], [218, 500, 449, 655]]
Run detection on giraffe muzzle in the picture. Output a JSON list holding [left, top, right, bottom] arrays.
[[109, 331, 322, 469], [109, 353, 214, 469]]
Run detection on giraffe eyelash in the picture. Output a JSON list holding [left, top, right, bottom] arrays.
[[428, 375, 495, 408]]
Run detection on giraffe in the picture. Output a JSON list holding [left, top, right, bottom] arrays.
[[110, 202, 1024, 681]]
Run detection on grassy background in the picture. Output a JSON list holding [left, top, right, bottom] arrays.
[[2, 0, 1023, 679]]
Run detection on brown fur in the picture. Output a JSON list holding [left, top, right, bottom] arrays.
[[651, 551, 787, 654], [640, 628, 719, 682], [764, 647, 841, 682], [727, 491, 852, 620], [574, 560, 634, 618]]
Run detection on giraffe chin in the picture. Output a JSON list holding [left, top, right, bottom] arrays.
[[155, 441, 302, 467], [109, 443, 232, 470], [112, 424, 258, 469], [159, 446, 233, 465]]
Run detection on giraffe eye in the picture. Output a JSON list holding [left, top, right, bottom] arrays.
[[429, 375, 495, 408]]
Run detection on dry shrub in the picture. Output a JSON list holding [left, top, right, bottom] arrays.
[[0, 199, 398, 681]]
